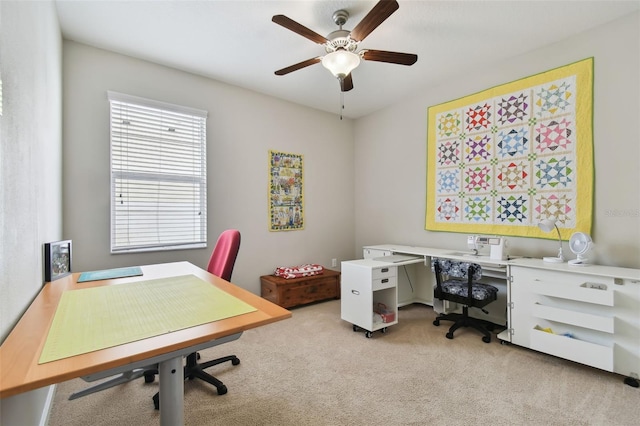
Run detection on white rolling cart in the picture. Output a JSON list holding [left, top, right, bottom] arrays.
[[341, 259, 399, 338]]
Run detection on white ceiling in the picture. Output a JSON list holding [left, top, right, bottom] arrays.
[[55, 0, 639, 119]]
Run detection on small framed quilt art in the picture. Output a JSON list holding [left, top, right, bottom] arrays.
[[269, 150, 304, 231]]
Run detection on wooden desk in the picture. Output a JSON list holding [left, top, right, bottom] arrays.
[[0, 261, 291, 425]]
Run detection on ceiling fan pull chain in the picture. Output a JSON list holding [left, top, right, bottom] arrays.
[[340, 90, 345, 120]]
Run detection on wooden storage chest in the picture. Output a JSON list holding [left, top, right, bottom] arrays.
[[260, 269, 341, 308]]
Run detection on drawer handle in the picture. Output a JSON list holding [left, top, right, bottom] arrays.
[[381, 268, 389, 273], [351, 290, 360, 295], [381, 278, 389, 283]]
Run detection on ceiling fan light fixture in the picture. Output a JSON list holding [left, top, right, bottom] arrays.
[[321, 50, 360, 79], [273, 0, 416, 93]]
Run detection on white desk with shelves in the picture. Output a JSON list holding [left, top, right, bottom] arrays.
[[341, 244, 640, 386], [361, 245, 510, 327]]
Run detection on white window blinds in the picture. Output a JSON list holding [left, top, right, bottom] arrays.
[[108, 91, 207, 253]]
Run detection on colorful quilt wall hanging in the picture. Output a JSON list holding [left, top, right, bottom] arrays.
[[269, 150, 304, 231], [426, 58, 594, 240]]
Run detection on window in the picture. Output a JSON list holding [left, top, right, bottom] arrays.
[[108, 91, 207, 253]]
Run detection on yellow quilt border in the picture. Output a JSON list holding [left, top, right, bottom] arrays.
[[425, 58, 593, 240]]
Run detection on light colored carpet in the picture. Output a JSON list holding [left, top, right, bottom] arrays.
[[48, 300, 638, 425]]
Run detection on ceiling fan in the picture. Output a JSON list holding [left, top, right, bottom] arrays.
[[272, 0, 418, 92]]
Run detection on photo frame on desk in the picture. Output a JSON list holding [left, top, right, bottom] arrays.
[[44, 240, 72, 282]]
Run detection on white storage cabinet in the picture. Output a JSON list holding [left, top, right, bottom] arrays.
[[510, 264, 640, 383], [341, 259, 398, 338]]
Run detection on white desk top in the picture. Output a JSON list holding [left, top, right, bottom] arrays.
[[363, 244, 510, 267], [363, 244, 640, 280]]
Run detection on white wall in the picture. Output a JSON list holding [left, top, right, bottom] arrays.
[[0, 1, 62, 424], [354, 12, 640, 269], [62, 40, 356, 294], [2, 6, 638, 426]]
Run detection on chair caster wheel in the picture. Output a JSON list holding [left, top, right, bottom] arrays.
[[365, 331, 372, 338], [352, 324, 359, 332], [624, 377, 639, 388], [381, 327, 388, 333], [445, 332, 454, 339], [152, 393, 159, 410], [433, 320, 440, 326], [482, 336, 491, 343], [144, 373, 155, 383], [217, 385, 228, 395], [232, 358, 240, 366]]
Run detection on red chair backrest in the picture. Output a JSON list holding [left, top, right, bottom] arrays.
[[206, 229, 241, 281]]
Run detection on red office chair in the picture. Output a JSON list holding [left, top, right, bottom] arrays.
[[149, 229, 242, 409], [207, 229, 241, 281]]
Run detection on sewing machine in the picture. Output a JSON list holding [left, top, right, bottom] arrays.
[[467, 235, 508, 260]]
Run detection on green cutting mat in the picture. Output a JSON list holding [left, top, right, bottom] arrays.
[[39, 275, 256, 364]]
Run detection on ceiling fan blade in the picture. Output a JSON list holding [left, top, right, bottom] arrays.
[[272, 15, 328, 45], [350, 0, 399, 42], [275, 57, 322, 76], [341, 74, 354, 92], [362, 49, 418, 66]]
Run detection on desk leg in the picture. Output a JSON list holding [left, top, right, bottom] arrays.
[[159, 356, 184, 426]]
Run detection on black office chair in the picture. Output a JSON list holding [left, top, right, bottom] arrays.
[[431, 258, 498, 343], [146, 229, 242, 409]]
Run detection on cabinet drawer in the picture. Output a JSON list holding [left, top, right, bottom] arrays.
[[530, 327, 613, 371], [531, 303, 614, 333], [373, 276, 397, 291], [372, 266, 396, 280], [520, 268, 611, 285], [363, 249, 392, 259], [531, 280, 614, 306]]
